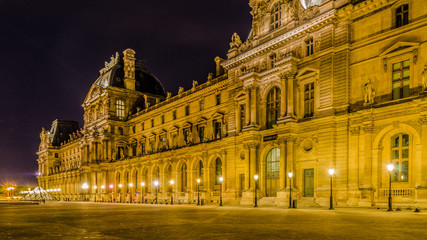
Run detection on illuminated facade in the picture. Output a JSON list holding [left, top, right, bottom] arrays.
[[37, 0, 427, 207]]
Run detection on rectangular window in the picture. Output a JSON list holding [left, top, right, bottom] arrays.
[[55, 153, 58, 158], [132, 126, 135, 134], [141, 122, 144, 131], [199, 126, 205, 142], [391, 134, 409, 182], [216, 94, 221, 106], [200, 100, 204, 111], [392, 60, 410, 100], [173, 110, 177, 120], [396, 4, 409, 28], [161, 115, 165, 124], [240, 104, 245, 131], [116, 100, 125, 119], [141, 143, 145, 155], [161, 135, 167, 149], [185, 106, 190, 116], [304, 82, 314, 118], [214, 121, 221, 140], [150, 140, 155, 153], [269, 54, 276, 69], [184, 129, 191, 144], [306, 38, 314, 56], [151, 119, 154, 128]]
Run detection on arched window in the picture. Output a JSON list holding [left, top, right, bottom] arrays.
[[391, 133, 409, 182], [181, 163, 187, 192], [266, 87, 281, 129], [396, 4, 409, 28], [153, 166, 160, 181], [266, 148, 280, 197], [270, 2, 281, 31], [198, 161, 204, 185], [116, 100, 125, 119], [215, 158, 222, 185]]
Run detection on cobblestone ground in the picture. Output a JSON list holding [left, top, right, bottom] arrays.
[[0, 202, 426, 240]]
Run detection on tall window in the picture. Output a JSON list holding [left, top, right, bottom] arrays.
[[116, 100, 125, 119], [266, 87, 281, 129], [118, 127, 124, 135], [131, 142, 137, 156], [269, 54, 277, 69], [216, 94, 221, 105], [173, 110, 177, 120], [141, 142, 145, 155], [215, 158, 222, 185], [184, 128, 191, 144], [161, 115, 165, 124], [200, 100, 204, 111], [270, 3, 281, 31], [141, 122, 144, 130], [391, 133, 409, 182], [266, 148, 280, 197], [185, 105, 190, 116], [306, 38, 314, 56], [150, 140, 155, 153], [240, 104, 246, 131], [396, 4, 409, 28], [151, 119, 154, 127], [392, 60, 410, 100], [181, 163, 187, 192], [214, 121, 221, 140], [198, 161, 204, 185], [304, 82, 314, 118], [198, 126, 205, 142], [160, 134, 167, 150]]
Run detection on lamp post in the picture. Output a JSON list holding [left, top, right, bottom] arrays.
[[82, 183, 89, 201], [254, 174, 258, 208], [93, 186, 97, 202], [169, 180, 174, 205], [154, 181, 159, 204], [129, 183, 133, 203], [141, 182, 145, 204], [288, 171, 293, 208], [328, 169, 335, 210], [387, 164, 394, 211], [36, 172, 42, 202], [109, 184, 113, 202], [101, 185, 105, 202], [197, 178, 201, 206], [118, 184, 123, 203], [219, 177, 224, 206]]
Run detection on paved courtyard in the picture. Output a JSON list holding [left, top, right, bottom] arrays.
[[0, 202, 426, 239]]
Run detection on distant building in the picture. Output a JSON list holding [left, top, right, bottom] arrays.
[[37, 0, 427, 207]]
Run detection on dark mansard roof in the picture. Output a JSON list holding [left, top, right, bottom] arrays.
[[94, 54, 166, 97], [49, 119, 79, 146]]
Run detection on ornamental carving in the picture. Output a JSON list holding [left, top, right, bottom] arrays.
[[350, 126, 360, 136]]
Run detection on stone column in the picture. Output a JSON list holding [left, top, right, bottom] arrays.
[[420, 116, 427, 187], [279, 139, 286, 190], [349, 127, 360, 189], [286, 76, 295, 118], [235, 101, 241, 133], [280, 75, 287, 117], [245, 88, 251, 126], [250, 86, 258, 126], [286, 137, 295, 188], [244, 144, 250, 190], [249, 142, 258, 190], [362, 124, 373, 188], [221, 149, 228, 191]]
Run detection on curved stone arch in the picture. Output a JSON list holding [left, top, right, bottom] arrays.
[[162, 160, 173, 173], [260, 141, 282, 162], [190, 155, 205, 171], [260, 81, 281, 102], [175, 158, 189, 173], [150, 163, 161, 180], [207, 152, 223, 168], [373, 123, 421, 148]]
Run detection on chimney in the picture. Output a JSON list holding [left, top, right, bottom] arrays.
[[123, 48, 136, 90]]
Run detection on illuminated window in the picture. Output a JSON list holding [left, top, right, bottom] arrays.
[[198, 126, 205, 141], [185, 105, 190, 116], [215, 158, 222, 185], [304, 82, 314, 118], [270, 3, 281, 31], [184, 128, 191, 144], [306, 38, 314, 56], [160, 134, 167, 150], [116, 100, 125, 119], [200, 100, 204, 111], [392, 60, 410, 100], [396, 4, 409, 28], [391, 133, 409, 182], [266, 87, 281, 129]]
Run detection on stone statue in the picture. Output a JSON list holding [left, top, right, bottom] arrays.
[[167, 92, 172, 99], [120, 149, 125, 159], [192, 80, 198, 89], [112, 149, 116, 161], [364, 79, 375, 105], [187, 131, 193, 145], [207, 73, 213, 81], [222, 121, 228, 137], [422, 65, 427, 90], [178, 87, 184, 94], [229, 33, 242, 50]]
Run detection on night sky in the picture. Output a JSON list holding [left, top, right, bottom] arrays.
[[0, 0, 251, 185]]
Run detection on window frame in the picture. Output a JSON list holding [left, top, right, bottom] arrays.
[[266, 87, 281, 129], [116, 99, 125, 119], [270, 2, 281, 31], [390, 133, 409, 182]]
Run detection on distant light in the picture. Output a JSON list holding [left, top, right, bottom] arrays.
[[254, 175, 259, 180], [101, 185, 105, 189], [93, 186, 97, 189], [387, 164, 394, 172], [328, 169, 335, 176], [82, 183, 89, 189], [109, 184, 114, 189], [154, 181, 159, 186], [58, 188, 61, 191], [219, 177, 224, 182], [197, 179, 201, 183], [288, 171, 293, 178], [129, 183, 133, 187], [141, 182, 145, 187], [118, 184, 123, 188], [170, 180, 174, 185]]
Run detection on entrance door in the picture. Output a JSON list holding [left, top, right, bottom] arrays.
[[304, 169, 314, 197], [266, 148, 280, 197]]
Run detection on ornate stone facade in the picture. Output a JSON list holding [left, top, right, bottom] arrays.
[[37, 0, 427, 207]]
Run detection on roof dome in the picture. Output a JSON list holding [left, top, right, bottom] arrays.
[[94, 52, 166, 97], [301, 0, 323, 9]]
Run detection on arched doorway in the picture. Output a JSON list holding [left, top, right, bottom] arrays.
[[266, 148, 280, 197]]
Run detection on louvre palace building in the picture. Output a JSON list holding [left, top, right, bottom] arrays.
[[37, 0, 427, 207]]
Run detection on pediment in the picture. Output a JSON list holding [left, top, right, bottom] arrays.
[[195, 117, 207, 125], [379, 42, 419, 57], [211, 111, 225, 119], [296, 67, 319, 79]]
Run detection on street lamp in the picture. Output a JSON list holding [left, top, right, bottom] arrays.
[[154, 181, 159, 204], [109, 184, 114, 202], [219, 177, 224, 206], [196, 178, 201, 206], [141, 182, 145, 204], [101, 185, 105, 202], [169, 180, 174, 205], [118, 184, 123, 203], [288, 171, 293, 208], [254, 174, 259, 208], [328, 169, 335, 210], [387, 164, 394, 211], [93, 186, 97, 202], [82, 183, 89, 201], [129, 183, 133, 203]]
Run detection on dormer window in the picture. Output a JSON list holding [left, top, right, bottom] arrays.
[[306, 38, 314, 56], [270, 3, 281, 31], [116, 100, 125, 119], [269, 54, 277, 69], [396, 4, 409, 28]]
